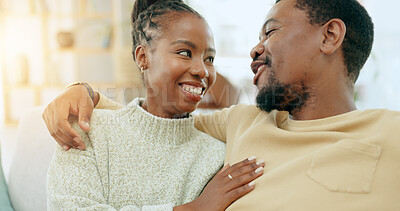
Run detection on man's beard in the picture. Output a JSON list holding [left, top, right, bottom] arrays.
[[256, 71, 309, 115]]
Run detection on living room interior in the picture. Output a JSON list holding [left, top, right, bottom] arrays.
[[0, 0, 399, 210]]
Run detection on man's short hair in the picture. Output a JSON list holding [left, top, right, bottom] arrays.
[[276, 0, 374, 82]]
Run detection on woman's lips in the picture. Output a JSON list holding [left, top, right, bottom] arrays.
[[179, 84, 205, 102], [253, 64, 266, 85]]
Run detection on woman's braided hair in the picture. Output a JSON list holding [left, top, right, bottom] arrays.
[[131, 0, 204, 60]]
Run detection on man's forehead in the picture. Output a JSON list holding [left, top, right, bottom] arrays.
[[262, 0, 298, 28]]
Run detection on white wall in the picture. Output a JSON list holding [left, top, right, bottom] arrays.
[[189, 0, 400, 110], [355, 0, 400, 110]]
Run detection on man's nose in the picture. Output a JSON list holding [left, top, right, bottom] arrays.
[[250, 42, 265, 60]]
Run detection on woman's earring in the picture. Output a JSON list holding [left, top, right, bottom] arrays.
[[140, 66, 146, 74]]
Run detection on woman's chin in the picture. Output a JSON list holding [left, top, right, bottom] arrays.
[[176, 103, 199, 114]]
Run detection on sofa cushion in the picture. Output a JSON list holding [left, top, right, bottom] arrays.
[[7, 107, 56, 211]]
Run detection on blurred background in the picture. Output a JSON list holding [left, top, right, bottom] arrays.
[[0, 0, 399, 128]]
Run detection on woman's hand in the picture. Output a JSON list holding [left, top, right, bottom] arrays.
[[42, 84, 98, 151], [174, 156, 265, 211]]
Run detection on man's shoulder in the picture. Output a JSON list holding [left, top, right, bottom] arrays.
[[360, 109, 400, 134], [363, 109, 400, 120], [226, 103, 262, 115]]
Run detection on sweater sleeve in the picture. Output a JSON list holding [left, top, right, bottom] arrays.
[[46, 120, 175, 211], [194, 106, 234, 143], [95, 92, 123, 110]]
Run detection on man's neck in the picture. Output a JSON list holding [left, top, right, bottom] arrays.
[[290, 81, 356, 121]]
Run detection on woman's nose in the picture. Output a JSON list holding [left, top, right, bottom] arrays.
[[191, 62, 208, 79]]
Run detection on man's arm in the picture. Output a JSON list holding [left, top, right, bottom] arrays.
[[194, 106, 233, 143], [43, 72, 237, 150], [42, 84, 123, 151]]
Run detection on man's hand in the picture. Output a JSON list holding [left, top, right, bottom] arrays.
[[42, 85, 98, 150]]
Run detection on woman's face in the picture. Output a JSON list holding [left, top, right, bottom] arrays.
[[142, 14, 216, 118]]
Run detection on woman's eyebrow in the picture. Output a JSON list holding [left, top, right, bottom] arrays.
[[171, 40, 197, 49], [171, 40, 216, 54]]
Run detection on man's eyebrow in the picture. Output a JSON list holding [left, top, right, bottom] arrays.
[[171, 40, 216, 54], [263, 18, 279, 30], [206, 47, 216, 54], [259, 18, 279, 40]]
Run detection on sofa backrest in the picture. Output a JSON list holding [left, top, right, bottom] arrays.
[[7, 107, 56, 211]]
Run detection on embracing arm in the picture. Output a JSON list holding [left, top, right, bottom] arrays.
[[42, 84, 122, 150], [194, 106, 234, 143], [43, 72, 235, 150]]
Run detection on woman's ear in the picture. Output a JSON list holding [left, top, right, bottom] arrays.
[[320, 18, 346, 55], [135, 45, 148, 70]]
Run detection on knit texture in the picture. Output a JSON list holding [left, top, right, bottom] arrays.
[[47, 98, 225, 210]]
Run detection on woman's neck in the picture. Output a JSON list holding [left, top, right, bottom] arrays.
[[141, 100, 189, 119]]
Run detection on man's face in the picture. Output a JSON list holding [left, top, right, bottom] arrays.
[[250, 0, 322, 114]]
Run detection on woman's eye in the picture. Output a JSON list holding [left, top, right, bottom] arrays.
[[178, 50, 191, 57], [205, 57, 214, 63]]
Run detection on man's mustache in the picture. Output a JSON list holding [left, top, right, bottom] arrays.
[[253, 55, 272, 68]]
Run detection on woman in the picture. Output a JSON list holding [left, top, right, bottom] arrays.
[[46, 0, 264, 210]]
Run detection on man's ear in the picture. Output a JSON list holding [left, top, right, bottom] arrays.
[[135, 45, 148, 69], [320, 18, 346, 55]]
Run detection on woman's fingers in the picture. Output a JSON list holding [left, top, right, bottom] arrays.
[[222, 156, 264, 179], [222, 156, 265, 192], [226, 181, 256, 204], [226, 164, 264, 192], [230, 159, 265, 179], [220, 157, 255, 177], [216, 163, 230, 175]]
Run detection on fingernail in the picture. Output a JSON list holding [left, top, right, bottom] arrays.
[[77, 146, 85, 150], [255, 166, 264, 174], [248, 156, 256, 161], [73, 137, 81, 143], [248, 181, 255, 187], [85, 121, 90, 128], [256, 159, 265, 165], [63, 145, 69, 151]]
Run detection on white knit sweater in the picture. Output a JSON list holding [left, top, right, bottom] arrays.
[[47, 98, 226, 210]]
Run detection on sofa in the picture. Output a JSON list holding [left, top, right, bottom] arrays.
[[1, 107, 56, 211]]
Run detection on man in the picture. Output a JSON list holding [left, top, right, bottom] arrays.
[[44, 0, 400, 210]]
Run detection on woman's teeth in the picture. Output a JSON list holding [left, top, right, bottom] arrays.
[[182, 84, 203, 95]]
